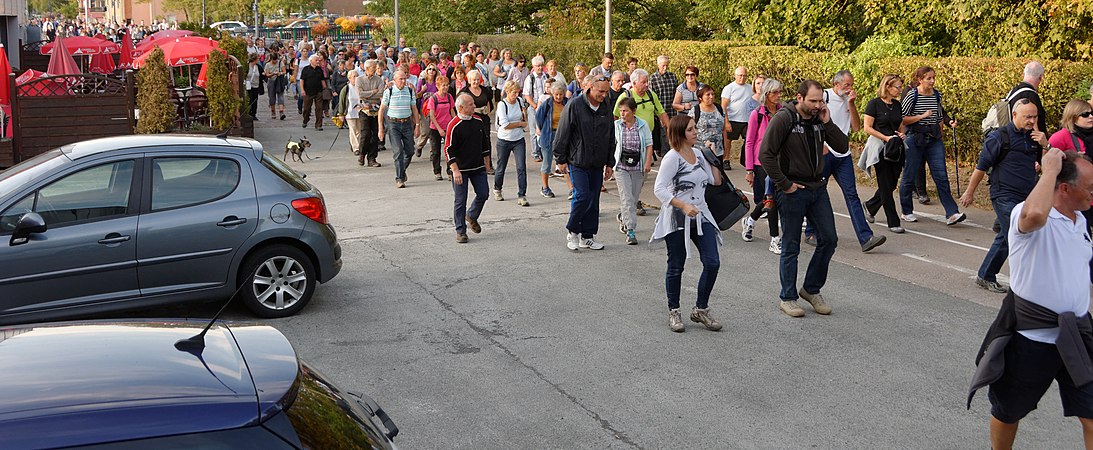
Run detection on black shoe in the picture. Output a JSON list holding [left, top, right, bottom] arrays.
[[280, 114, 286, 120]]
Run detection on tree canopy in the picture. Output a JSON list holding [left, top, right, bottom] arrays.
[[367, 0, 1093, 61]]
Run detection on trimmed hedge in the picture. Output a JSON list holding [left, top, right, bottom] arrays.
[[422, 33, 1093, 162]]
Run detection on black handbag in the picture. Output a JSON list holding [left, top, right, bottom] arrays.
[[883, 135, 905, 163], [699, 147, 750, 231]]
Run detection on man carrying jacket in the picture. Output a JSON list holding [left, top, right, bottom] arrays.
[[555, 76, 616, 251], [759, 80, 849, 318]]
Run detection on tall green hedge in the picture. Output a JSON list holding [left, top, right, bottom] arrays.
[[135, 48, 176, 134], [423, 32, 1093, 162]]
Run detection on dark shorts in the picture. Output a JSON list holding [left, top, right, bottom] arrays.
[[727, 121, 748, 140], [988, 333, 1093, 423]]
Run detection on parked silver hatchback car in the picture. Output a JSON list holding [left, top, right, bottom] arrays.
[[0, 135, 341, 324]]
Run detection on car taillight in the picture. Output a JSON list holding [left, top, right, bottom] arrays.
[[292, 197, 328, 224]]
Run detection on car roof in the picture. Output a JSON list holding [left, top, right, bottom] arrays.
[[61, 134, 257, 161], [0, 320, 299, 448]]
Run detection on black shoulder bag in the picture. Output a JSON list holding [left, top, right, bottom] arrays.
[[699, 147, 750, 230]]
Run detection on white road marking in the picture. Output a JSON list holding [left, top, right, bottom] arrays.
[[901, 253, 1009, 283]]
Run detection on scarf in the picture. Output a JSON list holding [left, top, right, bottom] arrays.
[[1074, 126, 1093, 152]]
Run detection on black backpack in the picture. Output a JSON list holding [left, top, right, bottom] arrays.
[[692, 103, 724, 122]]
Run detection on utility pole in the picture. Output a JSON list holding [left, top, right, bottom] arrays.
[[604, 0, 611, 54], [394, 0, 400, 51], [253, 0, 259, 39], [201, 0, 206, 28]]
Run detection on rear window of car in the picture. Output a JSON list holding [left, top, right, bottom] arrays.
[[260, 152, 312, 192], [151, 157, 240, 211], [283, 364, 389, 449]]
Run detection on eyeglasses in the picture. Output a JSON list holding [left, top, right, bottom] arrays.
[[685, 73, 696, 77], [1080, 111, 1093, 118], [890, 84, 904, 90]]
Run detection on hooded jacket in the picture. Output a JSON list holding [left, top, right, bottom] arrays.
[[552, 94, 616, 169], [758, 100, 849, 191]]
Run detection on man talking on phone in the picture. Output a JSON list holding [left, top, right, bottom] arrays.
[[759, 80, 850, 318]]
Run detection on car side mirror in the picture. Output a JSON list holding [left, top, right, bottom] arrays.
[[10, 212, 46, 246]]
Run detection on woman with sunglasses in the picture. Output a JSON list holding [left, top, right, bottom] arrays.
[[672, 66, 705, 117], [414, 64, 441, 156], [860, 74, 908, 233], [1049, 99, 1093, 233], [506, 56, 529, 96]]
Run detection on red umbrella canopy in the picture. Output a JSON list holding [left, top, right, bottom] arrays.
[[118, 32, 136, 69], [136, 33, 211, 56], [41, 35, 119, 56], [146, 29, 193, 42], [134, 38, 223, 68], [0, 43, 12, 107], [46, 36, 81, 76], [89, 34, 117, 74]]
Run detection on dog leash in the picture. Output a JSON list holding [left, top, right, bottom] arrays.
[[307, 125, 343, 160]]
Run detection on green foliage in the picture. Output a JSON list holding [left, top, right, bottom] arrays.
[[874, 57, 1093, 162], [217, 35, 249, 70], [205, 50, 238, 130], [163, 0, 253, 26], [822, 34, 918, 99], [28, 0, 78, 17], [135, 48, 176, 134]]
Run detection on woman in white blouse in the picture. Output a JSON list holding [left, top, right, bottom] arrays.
[[652, 115, 724, 333]]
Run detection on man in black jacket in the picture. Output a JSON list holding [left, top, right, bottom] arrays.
[[554, 76, 616, 251], [445, 94, 491, 243], [759, 80, 849, 318]]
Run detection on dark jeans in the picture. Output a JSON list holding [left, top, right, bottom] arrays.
[[865, 158, 903, 228], [567, 164, 604, 238], [900, 133, 959, 216], [748, 165, 779, 237], [302, 93, 323, 128], [494, 138, 527, 197], [359, 115, 379, 162], [774, 186, 838, 300], [452, 170, 489, 234], [247, 87, 261, 118], [665, 220, 720, 310], [386, 120, 415, 181], [805, 153, 873, 245], [978, 197, 1018, 282], [429, 128, 444, 174]]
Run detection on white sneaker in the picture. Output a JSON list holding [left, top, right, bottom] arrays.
[[769, 236, 782, 254], [566, 232, 579, 251], [741, 216, 755, 242], [900, 213, 918, 222], [579, 237, 605, 250], [494, 190, 504, 201]]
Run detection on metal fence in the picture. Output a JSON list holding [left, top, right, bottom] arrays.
[[254, 26, 373, 43]]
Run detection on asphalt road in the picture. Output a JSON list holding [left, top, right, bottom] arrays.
[[172, 104, 1086, 448]]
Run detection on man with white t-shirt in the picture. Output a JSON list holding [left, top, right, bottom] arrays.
[[805, 70, 886, 252], [967, 148, 1093, 450], [720, 66, 752, 170]]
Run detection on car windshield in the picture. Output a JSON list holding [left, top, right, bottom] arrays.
[[0, 149, 69, 198]]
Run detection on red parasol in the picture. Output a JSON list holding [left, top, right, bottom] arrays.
[[0, 43, 12, 108], [41, 35, 119, 56], [46, 36, 81, 76], [16, 69, 70, 96], [88, 34, 116, 74], [118, 32, 136, 70], [145, 29, 193, 43], [133, 38, 223, 68], [195, 61, 208, 88]]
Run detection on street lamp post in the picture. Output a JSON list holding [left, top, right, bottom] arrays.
[[253, 0, 259, 40], [604, 0, 611, 53], [201, 0, 206, 28], [394, 0, 399, 51]]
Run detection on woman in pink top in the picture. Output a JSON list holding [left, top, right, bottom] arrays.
[[1049, 98, 1093, 227], [739, 78, 784, 252], [426, 75, 457, 181]]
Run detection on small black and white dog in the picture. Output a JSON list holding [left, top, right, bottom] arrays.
[[283, 136, 312, 162]]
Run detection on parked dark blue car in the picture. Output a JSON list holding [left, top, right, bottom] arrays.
[[0, 135, 341, 324], [0, 319, 398, 448]]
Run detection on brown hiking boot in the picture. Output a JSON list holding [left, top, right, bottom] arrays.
[[455, 233, 468, 243], [467, 217, 481, 234], [799, 288, 832, 315], [690, 307, 723, 331], [668, 309, 685, 332]]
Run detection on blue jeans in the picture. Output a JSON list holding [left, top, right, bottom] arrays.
[[665, 220, 720, 310], [775, 186, 838, 300], [386, 120, 415, 181], [805, 153, 874, 245], [567, 164, 604, 238], [899, 133, 959, 216], [978, 197, 1017, 282], [494, 138, 528, 197], [452, 170, 489, 234]]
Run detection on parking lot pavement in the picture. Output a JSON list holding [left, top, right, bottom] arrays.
[[179, 105, 1082, 447]]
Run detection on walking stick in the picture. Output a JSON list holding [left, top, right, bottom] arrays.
[[951, 112, 961, 197]]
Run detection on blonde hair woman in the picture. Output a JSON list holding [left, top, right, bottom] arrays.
[[860, 74, 908, 233], [1050, 99, 1093, 153], [493, 80, 530, 205]]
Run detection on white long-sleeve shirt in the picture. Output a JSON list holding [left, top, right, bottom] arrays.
[[651, 148, 722, 253]]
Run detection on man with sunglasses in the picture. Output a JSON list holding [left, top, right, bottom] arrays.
[[959, 99, 1049, 293]]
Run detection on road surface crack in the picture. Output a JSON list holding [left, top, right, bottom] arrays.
[[363, 240, 641, 448]]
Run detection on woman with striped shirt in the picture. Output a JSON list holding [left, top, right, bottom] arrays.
[[899, 66, 966, 226]]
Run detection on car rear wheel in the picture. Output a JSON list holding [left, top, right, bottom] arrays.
[[239, 244, 316, 318]]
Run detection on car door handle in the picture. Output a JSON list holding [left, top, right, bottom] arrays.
[[97, 233, 131, 245], [217, 216, 248, 227]]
